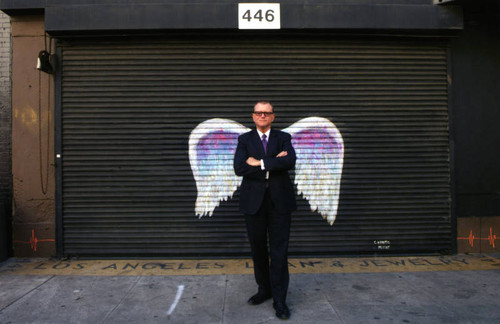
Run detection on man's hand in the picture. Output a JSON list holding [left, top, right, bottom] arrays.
[[246, 157, 261, 167], [246, 152, 287, 167], [276, 151, 288, 158]]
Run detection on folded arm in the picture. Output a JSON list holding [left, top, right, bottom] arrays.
[[233, 138, 266, 180], [262, 135, 296, 171]]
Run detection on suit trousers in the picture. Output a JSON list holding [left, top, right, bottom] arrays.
[[245, 189, 291, 303]]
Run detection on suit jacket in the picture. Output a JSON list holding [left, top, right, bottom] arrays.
[[234, 128, 297, 215]]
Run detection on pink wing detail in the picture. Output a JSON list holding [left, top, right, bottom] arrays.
[[189, 118, 249, 217], [284, 117, 344, 225]]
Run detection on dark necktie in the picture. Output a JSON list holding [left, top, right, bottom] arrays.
[[261, 134, 267, 154]]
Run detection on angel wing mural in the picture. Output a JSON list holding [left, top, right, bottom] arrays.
[[188, 117, 344, 225]]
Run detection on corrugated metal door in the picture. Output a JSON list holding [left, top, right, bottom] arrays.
[[59, 34, 451, 257]]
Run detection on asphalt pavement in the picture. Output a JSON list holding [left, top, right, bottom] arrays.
[[1, 254, 499, 324]]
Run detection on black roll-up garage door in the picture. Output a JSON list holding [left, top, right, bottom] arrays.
[[59, 34, 451, 257]]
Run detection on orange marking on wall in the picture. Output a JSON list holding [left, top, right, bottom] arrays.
[[457, 227, 497, 248], [487, 227, 497, 248], [13, 229, 55, 252], [457, 230, 476, 247]]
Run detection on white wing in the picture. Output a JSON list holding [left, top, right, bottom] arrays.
[[188, 118, 249, 217], [284, 117, 344, 225]]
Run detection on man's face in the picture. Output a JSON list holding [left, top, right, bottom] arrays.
[[252, 103, 275, 131]]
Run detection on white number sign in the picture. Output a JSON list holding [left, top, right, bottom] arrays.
[[238, 3, 281, 29]]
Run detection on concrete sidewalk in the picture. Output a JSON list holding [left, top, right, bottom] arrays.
[[1, 256, 499, 323]]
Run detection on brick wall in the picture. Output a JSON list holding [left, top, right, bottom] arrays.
[[0, 10, 12, 259]]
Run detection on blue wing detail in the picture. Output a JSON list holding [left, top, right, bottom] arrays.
[[284, 117, 344, 225], [189, 118, 249, 217]]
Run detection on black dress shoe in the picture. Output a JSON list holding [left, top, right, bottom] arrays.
[[273, 301, 290, 320], [247, 292, 272, 305]]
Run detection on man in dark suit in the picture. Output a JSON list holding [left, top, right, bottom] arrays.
[[234, 101, 296, 320]]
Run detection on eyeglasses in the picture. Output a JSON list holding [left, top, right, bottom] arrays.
[[253, 111, 275, 116]]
